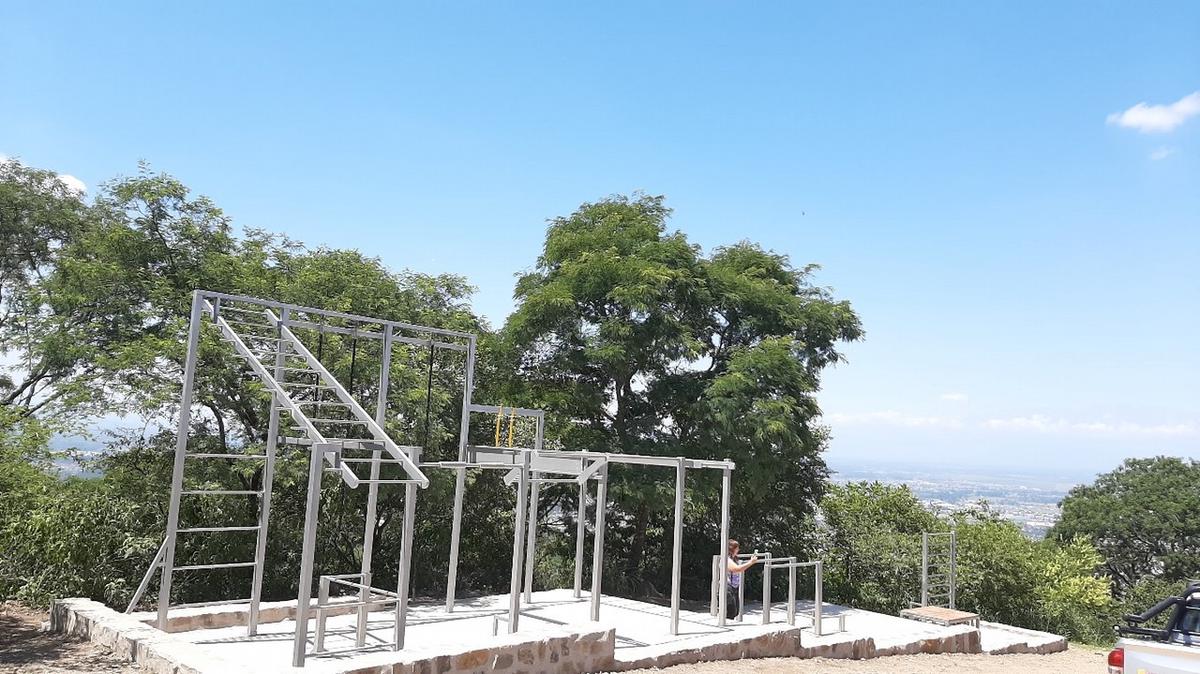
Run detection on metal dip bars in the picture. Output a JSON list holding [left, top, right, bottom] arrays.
[[134, 291, 739, 667]]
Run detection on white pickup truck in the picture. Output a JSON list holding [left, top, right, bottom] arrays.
[[1108, 582, 1200, 674]]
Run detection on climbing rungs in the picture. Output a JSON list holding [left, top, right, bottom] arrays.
[[177, 526, 261, 533], [181, 489, 262, 496], [280, 367, 320, 374], [354, 479, 425, 485], [174, 561, 257, 571], [292, 401, 351, 407], [216, 306, 268, 316], [187, 453, 268, 460], [306, 419, 369, 425], [282, 383, 335, 389]]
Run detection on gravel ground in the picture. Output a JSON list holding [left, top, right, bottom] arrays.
[[0, 604, 139, 673], [618, 647, 1109, 674]]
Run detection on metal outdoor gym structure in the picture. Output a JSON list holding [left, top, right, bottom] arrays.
[[131, 290, 741, 667]]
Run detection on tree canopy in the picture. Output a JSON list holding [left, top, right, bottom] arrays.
[[504, 193, 862, 594], [1049, 456, 1200, 594]]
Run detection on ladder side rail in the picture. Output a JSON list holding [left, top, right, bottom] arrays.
[[268, 312, 428, 488], [205, 302, 358, 487]]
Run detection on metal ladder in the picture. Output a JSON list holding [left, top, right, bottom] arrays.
[[919, 530, 958, 609], [130, 296, 427, 633]]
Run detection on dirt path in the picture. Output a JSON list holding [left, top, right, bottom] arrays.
[[620, 646, 1109, 674], [0, 604, 139, 674]]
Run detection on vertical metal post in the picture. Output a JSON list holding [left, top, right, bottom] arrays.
[[920, 532, 929, 607], [157, 291, 204, 630], [292, 443, 327, 668], [787, 564, 797, 626], [949, 529, 957, 610], [573, 480, 587, 599], [456, 337, 476, 463], [445, 466, 466, 612], [717, 464, 731, 626], [249, 306, 287, 635], [669, 458, 685, 635], [445, 335, 475, 613], [589, 461, 608, 622], [507, 451, 530, 632], [358, 327, 391, 645], [314, 577, 330, 652], [393, 448, 419, 649], [814, 561, 824, 636], [522, 479, 540, 603], [761, 554, 772, 625]]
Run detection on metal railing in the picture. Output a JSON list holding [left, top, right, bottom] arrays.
[[710, 554, 845, 636]]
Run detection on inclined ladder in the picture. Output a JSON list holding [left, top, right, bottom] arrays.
[[131, 294, 427, 632]]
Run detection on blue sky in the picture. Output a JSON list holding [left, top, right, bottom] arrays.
[[2, 1, 1197, 477]]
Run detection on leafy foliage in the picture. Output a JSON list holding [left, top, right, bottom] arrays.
[[505, 194, 862, 596], [1050, 456, 1200, 595]]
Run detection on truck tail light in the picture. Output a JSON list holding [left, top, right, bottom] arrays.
[[1107, 646, 1124, 674]]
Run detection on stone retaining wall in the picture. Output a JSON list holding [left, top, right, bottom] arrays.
[[52, 598, 615, 674]]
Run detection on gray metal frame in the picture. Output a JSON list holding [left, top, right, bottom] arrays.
[[919, 530, 957, 610], [140, 290, 739, 667]]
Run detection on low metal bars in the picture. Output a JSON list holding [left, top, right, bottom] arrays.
[[710, 554, 845, 636], [313, 574, 401, 655]]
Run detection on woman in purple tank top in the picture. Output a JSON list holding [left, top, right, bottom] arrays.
[[725, 539, 759, 620]]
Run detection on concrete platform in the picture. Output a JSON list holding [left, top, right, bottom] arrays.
[[50, 589, 1066, 674]]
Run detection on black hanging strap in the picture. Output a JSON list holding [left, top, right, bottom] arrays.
[[423, 340, 435, 451]]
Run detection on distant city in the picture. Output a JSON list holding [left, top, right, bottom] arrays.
[[829, 459, 1092, 539]]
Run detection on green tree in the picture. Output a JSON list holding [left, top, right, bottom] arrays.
[[1050, 456, 1200, 594], [818, 482, 941, 614], [505, 193, 862, 596]]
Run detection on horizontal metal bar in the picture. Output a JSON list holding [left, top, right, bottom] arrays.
[[281, 382, 336, 389], [767, 560, 820, 569], [174, 561, 257, 571], [389, 333, 469, 352], [306, 419, 369, 425], [353, 479, 425, 485], [181, 489, 262, 496], [177, 526, 261, 533], [324, 578, 400, 598], [529, 478, 580, 484], [170, 597, 253, 610], [281, 318, 386, 340], [221, 319, 276, 330], [314, 598, 399, 611], [198, 289, 476, 339], [469, 403, 544, 418], [291, 401, 352, 407], [187, 453, 267, 460]]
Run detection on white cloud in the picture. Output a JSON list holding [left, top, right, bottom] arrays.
[[57, 173, 86, 194], [0, 153, 86, 193], [826, 410, 965, 430], [1149, 147, 1177, 161], [940, 392, 969, 402], [981, 415, 1197, 437], [1107, 91, 1200, 133], [827, 409, 1197, 437]]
